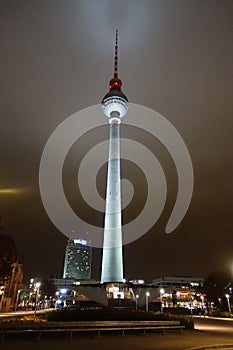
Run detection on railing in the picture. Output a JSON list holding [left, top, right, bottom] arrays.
[[0, 320, 185, 341]]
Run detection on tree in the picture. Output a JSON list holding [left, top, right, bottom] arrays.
[[40, 278, 56, 299], [0, 257, 12, 279], [204, 271, 233, 310]]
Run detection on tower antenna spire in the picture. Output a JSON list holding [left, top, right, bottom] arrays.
[[114, 27, 118, 78]]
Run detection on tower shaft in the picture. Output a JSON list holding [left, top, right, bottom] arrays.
[[101, 118, 123, 283]]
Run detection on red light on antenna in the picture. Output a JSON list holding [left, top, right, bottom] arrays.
[[109, 81, 121, 90]]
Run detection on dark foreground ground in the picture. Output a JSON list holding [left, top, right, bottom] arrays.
[[1, 330, 233, 350]]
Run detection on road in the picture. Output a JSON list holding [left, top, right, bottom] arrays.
[[0, 314, 232, 350], [194, 315, 233, 336], [0, 308, 53, 318]]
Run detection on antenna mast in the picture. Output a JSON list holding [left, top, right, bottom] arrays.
[[114, 27, 118, 78]]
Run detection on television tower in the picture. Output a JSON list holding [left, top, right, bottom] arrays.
[[101, 28, 128, 283]]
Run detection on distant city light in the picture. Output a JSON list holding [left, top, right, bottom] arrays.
[[137, 280, 144, 284], [74, 239, 87, 245], [60, 288, 67, 294], [73, 281, 80, 285]]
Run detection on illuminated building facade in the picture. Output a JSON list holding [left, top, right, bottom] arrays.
[[101, 28, 128, 283], [63, 239, 92, 280]]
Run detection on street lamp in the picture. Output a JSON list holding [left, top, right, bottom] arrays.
[[117, 293, 121, 308], [55, 291, 59, 308], [146, 291, 150, 312], [225, 294, 232, 314], [0, 286, 5, 312], [160, 288, 165, 313], [15, 289, 21, 311], [34, 282, 41, 319], [135, 294, 139, 311]]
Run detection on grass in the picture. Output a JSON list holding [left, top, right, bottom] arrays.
[[45, 308, 194, 329], [210, 310, 232, 318]]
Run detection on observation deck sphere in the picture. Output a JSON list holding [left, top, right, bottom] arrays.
[[102, 95, 128, 119]]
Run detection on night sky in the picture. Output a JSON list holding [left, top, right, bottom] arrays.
[[1, 0, 232, 283]]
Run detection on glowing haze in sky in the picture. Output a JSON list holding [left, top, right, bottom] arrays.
[[0, 0, 232, 281]]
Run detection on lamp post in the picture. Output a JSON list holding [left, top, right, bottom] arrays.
[[146, 291, 150, 312], [0, 286, 5, 312], [160, 288, 165, 313], [34, 282, 41, 319], [135, 294, 139, 311], [15, 289, 21, 311], [225, 294, 231, 314], [117, 293, 121, 308], [55, 291, 59, 308], [200, 295, 205, 313]]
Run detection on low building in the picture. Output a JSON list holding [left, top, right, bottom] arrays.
[[0, 234, 23, 312], [150, 276, 205, 309]]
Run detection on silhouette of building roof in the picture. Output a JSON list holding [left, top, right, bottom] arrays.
[[0, 234, 22, 263]]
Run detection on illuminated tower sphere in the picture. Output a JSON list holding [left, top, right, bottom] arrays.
[[101, 28, 128, 283]]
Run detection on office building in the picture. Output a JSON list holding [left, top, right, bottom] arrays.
[[63, 239, 92, 280]]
